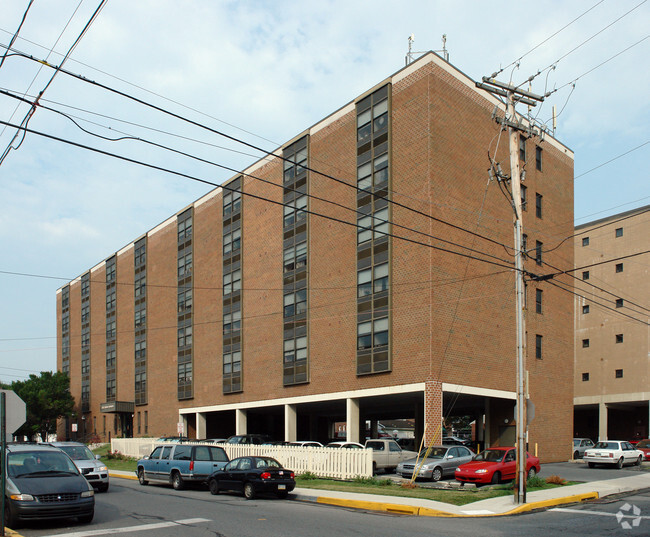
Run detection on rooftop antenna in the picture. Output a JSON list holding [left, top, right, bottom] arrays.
[[405, 34, 450, 66]]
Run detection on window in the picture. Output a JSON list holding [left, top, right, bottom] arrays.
[[135, 275, 146, 297], [616, 333, 624, 343], [106, 320, 116, 339], [582, 237, 589, 247], [223, 310, 241, 334], [178, 217, 192, 241], [357, 268, 372, 298], [582, 271, 589, 280], [223, 189, 242, 216], [177, 288, 192, 312], [582, 373, 589, 382], [615, 369, 623, 378], [223, 269, 241, 295], [135, 340, 146, 360], [357, 318, 388, 349], [615, 263, 623, 273], [135, 308, 146, 328], [283, 289, 307, 317], [106, 260, 116, 282], [535, 146, 542, 171], [177, 325, 192, 347], [535, 241, 543, 266], [522, 233, 528, 257], [519, 135, 526, 161], [283, 336, 308, 385], [615, 298, 624, 308], [535, 193, 543, 219], [135, 244, 146, 266], [374, 263, 389, 293], [535, 289, 543, 314], [106, 349, 116, 368], [223, 228, 241, 255], [582, 305, 590, 314], [283, 241, 307, 273], [615, 227, 623, 238], [283, 195, 307, 227], [582, 339, 590, 348], [177, 252, 192, 277], [521, 185, 527, 211], [535, 334, 543, 359], [106, 291, 116, 310]]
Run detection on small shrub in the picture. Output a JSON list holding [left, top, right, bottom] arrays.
[[105, 450, 134, 461], [527, 475, 547, 488], [545, 475, 567, 486], [298, 471, 318, 480], [351, 476, 392, 487]]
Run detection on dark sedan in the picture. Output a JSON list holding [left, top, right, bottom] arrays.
[[207, 456, 295, 499]]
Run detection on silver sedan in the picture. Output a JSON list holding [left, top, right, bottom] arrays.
[[396, 445, 475, 482]]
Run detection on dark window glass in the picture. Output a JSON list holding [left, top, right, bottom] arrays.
[[615, 369, 623, 378], [615, 227, 623, 238], [615, 263, 623, 273], [616, 298, 623, 308], [535, 241, 543, 266], [582, 237, 589, 247], [535, 289, 543, 314], [582, 305, 590, 314], [519, 135, 526, 161], [535, 146, 542, 171], [615, 333, 623, 343], [582, 271, 589, 280], [535, 334, 542, 359], [535, 193, 543, 219], [582, 339, 589, 348], [582, 373, 589, 381]]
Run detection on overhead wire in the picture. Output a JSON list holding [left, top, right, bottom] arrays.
[[0, 0, 34, 71], [2, 46, 514, 255]]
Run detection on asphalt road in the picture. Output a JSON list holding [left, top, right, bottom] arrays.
[[13, 470, 650, 537]]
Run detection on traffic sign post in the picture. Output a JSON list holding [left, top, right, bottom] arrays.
[[1, 390, 26, 536]]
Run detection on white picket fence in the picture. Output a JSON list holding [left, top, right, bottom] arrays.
[[111, 438, 372, 479]]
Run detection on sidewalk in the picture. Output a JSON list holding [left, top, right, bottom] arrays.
[[109, 470, 650, 517]]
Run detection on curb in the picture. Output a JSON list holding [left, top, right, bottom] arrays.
[[109, 470, 138, 481], [297, 490, 600, 518]]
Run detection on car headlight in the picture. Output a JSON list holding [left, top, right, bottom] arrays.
[[9, 494, 34, 501], [98, 465, 108, 472], [81, 490, 95, 498], [475, 469, 488, 474]]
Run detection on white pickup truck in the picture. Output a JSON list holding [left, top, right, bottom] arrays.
[[365, 439, 418, 473]]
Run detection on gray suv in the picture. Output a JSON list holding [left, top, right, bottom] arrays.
[[49, 442, 110, 492]]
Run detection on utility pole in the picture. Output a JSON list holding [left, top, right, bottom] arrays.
[[476, 76, 543, 504]]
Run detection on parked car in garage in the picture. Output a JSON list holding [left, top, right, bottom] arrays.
[[48, 441, 109, 492], [572, 438, 595, 459], [137, 443, 229, 490], [5, 443, 95, 528], [583, 440, 644, 468], [207, 456, 295, 499], [324, 441, 365, 449], [288, 441, 323, 447], [454, 447, 540, 485], [634, 439, 650, 461], [226, 434, 273, 445], [396, 445, 474, 481]]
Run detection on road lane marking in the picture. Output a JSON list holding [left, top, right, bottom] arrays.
[[40, 518, 211, 537], [552, 507, 650, 520]]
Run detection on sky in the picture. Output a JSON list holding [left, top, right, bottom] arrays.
[[0, 0, 648, 383]]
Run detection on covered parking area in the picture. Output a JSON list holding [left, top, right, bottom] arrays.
[[574, 395, 649, 441], [180, 383, 516, 448]]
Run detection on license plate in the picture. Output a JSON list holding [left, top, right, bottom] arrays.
[[278, 484, 286, 490]]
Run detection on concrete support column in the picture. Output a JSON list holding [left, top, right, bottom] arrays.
[[285, 404, 297, 442], [196, 412, 206, 440], [424, 380, 443, 445], [346, 398, 360, 443], [370, 420, 378, 439], [236, 408, 247, 435], [598, 402, 608, 441], [484, 397, 491, 449]]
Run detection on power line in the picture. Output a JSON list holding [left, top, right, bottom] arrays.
[[0, 0, 34, 71], [0, 118, 517, 273], [3, 46, 513, 254], [575, 141, 650, 179]]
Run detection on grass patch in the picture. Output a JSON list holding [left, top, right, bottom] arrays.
[[92, 445, 138, 473]]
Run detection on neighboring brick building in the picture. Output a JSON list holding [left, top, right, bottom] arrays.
[[574, 205, 650, 441], [57, 52, 575, 461]]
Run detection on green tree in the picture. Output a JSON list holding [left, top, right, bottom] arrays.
[[8, 371, 75, 442]]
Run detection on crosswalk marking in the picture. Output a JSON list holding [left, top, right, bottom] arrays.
[[552, 507, 650, 520], [39, 517, 211, 537]]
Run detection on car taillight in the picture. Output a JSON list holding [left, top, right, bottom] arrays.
[[261, 472, 271, 480], [290, 472, 295, 479], [190, 461, 194, 471]]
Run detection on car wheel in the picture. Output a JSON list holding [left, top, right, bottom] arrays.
[[5, 503, 20, 529], [588, 462, 595, 468], [527, 467, 536, 479], [209, 478, 220, 495], [244, 482, 256, 500], [78, 510, 94, 524], [636, 455, 643, 466], [138, 468, 148, 485], [277, 490, 289, 499], [431, 467, 443, 482], [372, 462, 377, 475], [172, 471, 185, 490], [616, 457, 624, 469], [490, 471, 501, 485], [573, 451, 580, 460]]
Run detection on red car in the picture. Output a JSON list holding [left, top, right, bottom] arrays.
[[635, 439, 650, 461], [454, 447, 540, 485]]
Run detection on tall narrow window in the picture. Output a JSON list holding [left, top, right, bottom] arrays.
[[519, 135, 526, 161], [535, 146, 542, 171], [177, 209, 193, 400], [535, 334, 543, 359], [535, 193, 543, 219], [535, 289, 543, 314], [535, 241, 543, 266]]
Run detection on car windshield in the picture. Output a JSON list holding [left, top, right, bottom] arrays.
[[59, 445, 95, 460], [636, 440, 650, 448], [419, 447, 447, 459], [594, 442, 619, 449], [253, 457, 281, 469], [474, 449, 506, 462], [8, 451, 79, 477]]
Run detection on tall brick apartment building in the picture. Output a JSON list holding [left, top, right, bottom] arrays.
[[57, 53, 575, 461], [574, 205, 650, 441]]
